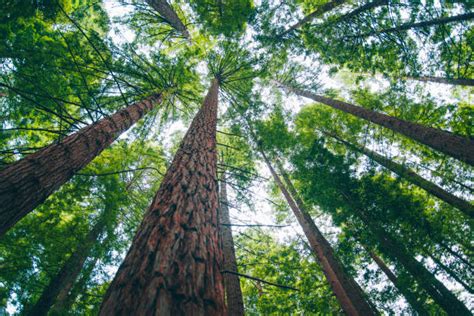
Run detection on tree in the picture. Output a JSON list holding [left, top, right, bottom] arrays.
[[145, 0, 190, 39]]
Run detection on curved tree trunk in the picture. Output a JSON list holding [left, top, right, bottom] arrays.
[[368, 251, 430, 315], [260, 150, 377, 315], [219, 173, 245, 316], [0, 94, 162, 236], [99, 79, 225, 315], [146, 0, 190, 39], [324, 131, 473, 218], [406, 76, 474, 87], [280, 83, 474, 165]]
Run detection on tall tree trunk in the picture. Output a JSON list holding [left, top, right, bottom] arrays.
[[429, 254, 474, 294], [324, 131, 474, 218], [368, 251, 429, 315], [406, 76, 474, 87], [99, 79, 225, 315], [146, 0, 190, 39], [26, 208, 110, 316], [259, 151, 377, 315], [219, 172, 245, 316], [280, 82, 474, 165], [277, 0, 346, 38], [356, 211, 471, 315], [0, 94, 162, 236]]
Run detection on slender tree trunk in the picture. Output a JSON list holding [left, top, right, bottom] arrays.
[[406, 76, 474, 87], [99, 79, 225, 315], [145, 0, 190, 39], [328, 0, 388, 26], [26, 209, 109, 316], [324, 131, 474, 218], [259, 151, 377, 315], [219, 173, 245, 316], [429, 254, 474, 294], [368, 251, 429, 315], [277, 0, 346, 38], [280, 82, 474, 165], [0, 94, 162, 236]]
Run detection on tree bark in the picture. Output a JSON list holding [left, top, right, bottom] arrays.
[[260, 151, 377, 315], [0, 94, 162, 236], [99, 79, 225, 315], [280, 83, 474, 165], [406, 76, 474, 87], [219, 173, 245, 316], [368, 251, 429, 315], [277, 0, 347, 38], [324, 131, 474, 218], [146, 0, 190, 39]]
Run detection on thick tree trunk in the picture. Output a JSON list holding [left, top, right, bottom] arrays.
[[145, 0, 190, 39], [406, 76, 474, 87], [260, 151, 377, 315], [281, 83, 474, 165], [219, 173, 245, 316], [0, 94, 162, 236], [277, 0, 346, 38], [26, 211, 108, 316], [325, 131, 474, 218], [368, 251, 429, 315], [99, 79, 225, 315]]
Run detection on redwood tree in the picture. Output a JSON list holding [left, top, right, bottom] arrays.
[[99, 79, 225, 315], [0, 94, 162, 236], [145, 0, 190, 39]]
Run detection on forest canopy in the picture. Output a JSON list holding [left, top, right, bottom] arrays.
[[0, 0, 473, 315]]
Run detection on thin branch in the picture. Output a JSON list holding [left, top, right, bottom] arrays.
[[221, 270, 299, 291]]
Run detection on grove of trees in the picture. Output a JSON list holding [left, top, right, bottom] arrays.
[[0, 0, 472, 315]]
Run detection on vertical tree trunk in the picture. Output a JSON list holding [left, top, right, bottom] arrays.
[[99, 79, 225, 315], [324, 131, 473, 218], [368, 251, 429, 315], [0, 94, 162, 236], [219, 173, 245, 316], [26, 208, 110, 316], [260, 151, 377, 315], [145, 0, 190, 39], [280, 82, 474, 165], [406, 76, 474, 87]]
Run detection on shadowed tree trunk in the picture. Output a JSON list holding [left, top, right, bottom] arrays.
[[0, 94, 162, 236], [368, 251, 429, 315], [324, 131, 474, 218], [259, 150, 377, 315], [406, 76, 474, 87], [146, 0, 190, 39], [219, 172, 245, 316], [279, 82, 474, 165], [26, 208, 111, 316], [99, 79, 225, 315]]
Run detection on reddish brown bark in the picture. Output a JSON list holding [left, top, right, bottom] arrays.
[[0, 94, 162, 236], [99, 79, 225, 315], [219, 173, 245, 316], [282, 83, 474, 165], [324, 131, 474, 218], [146, 0, 190, 39], [260, 151, 376, 315]]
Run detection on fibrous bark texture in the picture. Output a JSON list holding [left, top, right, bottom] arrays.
[[146, 0, 190, 39], [261, 151, 376, 316], [0, 94, 161, 236], [282, 83, 474, 165], [99, 79, 225, 315], [219, 174, 245, 316]]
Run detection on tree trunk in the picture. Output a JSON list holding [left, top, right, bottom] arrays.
[[219, 173, 245, 316], [260, 151, 377, 315], [277, 0, 346, 38], [99, 79, 225, 315], [368, 251, 429, 315], [429, 254, 474, 294], [0, 94, 162, 236], [26, 208, 110, 316], [280, 83, 474, 165], [406, 76, 474, 87], [324, 131, 474, 218], [146, 0, 190, 39], [328, 0, 388, 26]]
